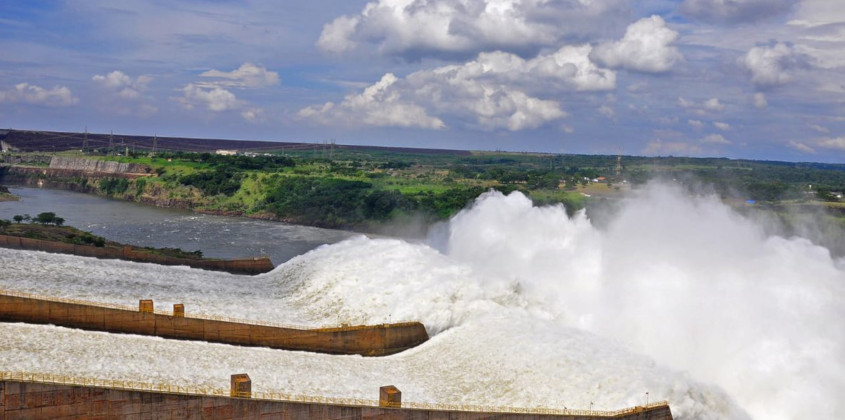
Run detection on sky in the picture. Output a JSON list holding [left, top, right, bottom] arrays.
[[0, 0, 844, 162]]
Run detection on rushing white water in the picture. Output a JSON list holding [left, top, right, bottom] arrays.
[[1, 182, 843, 419]]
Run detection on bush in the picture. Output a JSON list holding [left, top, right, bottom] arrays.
[[264, 176, 373, 227], [100, 178, 130, 195], [179, 169, 242, 196]]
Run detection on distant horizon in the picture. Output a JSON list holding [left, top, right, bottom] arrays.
[[6, 126, 845, 167]]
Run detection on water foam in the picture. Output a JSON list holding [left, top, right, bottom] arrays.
[[1, 182, 842, 418]]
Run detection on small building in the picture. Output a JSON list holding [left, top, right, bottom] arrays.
[[215, 149, 238, 156]]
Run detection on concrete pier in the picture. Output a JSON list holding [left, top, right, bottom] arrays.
[[0, 292, 429, 356]]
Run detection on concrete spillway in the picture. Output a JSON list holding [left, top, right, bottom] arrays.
[[0, 291, 428, 357], [0, 375, 674, 419]]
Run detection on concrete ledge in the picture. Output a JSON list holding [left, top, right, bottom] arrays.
[[0, 293, 429, 356], [0, 379, 675, 420]]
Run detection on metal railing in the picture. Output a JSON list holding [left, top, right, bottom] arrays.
[[0, 370, 668, 417]]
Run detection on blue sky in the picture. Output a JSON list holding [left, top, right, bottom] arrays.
[[1, 0, 844, 162]]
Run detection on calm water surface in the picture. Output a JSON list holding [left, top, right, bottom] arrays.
[[0, 186, 356, 264]]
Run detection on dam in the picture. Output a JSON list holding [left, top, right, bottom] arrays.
[[0, 289, 674, 419], [0, 373, 674, 419], [0, 291, 428, 356]]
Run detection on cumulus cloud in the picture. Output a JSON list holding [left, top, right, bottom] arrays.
[[241, 107, 265, 123], [809, 124, 829, 134], [317, 0, 629, 59], [818, 136, 845, 151], [300, 45, 614, 131], [713, 121, 731, 131], [591, 15, 682, 73], [680, 0, 796, 25], [739, 42, 810, 87], [92, 70, 153, 99], [92, 71, 157, 116], [199, 62, 279, 88], [0, 83, 78, 107], [688, 119, 705, 129], [176, 63, 274, 122], [788, 140, 816, 154], [298, 73, 446, 129], [179, 83, 242, 112], [679, 97, 725, 115]]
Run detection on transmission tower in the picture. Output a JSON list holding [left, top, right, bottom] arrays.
[[83, 127, 89, 153], [616, 155, 622, 177]]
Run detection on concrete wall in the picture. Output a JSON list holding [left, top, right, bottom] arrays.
[[0, 293, 429, 356], [49, 156, 151, 175], [0, 380, 674, 420], [0, 235, 274, 275]]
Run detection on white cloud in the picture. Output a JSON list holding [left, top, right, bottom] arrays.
[[809, 124, 829, 134], [241, 107, 265, 123], [298, 73, 446, 129], [789, 0, 845, 27], [598, 105, 615, 118], [679, 97, 725, 115], [317, 0, 629, 59], [318, 15, 359, 53], [739, 42, 808, 87], [591, 15, 682, 73], [753, 92, 768, 108], [179, 83, 242, 112], [788, 140, 816, 153], [0, 83, 78, 107], [524, 45, 616, 91], [92, 71, 154, 111], [199, 63, 279, 88], [300, 46, 613, 131], [176, 64, 276, 122], [818, 136, 845, 151], [93, 70, 133, 90], [681, 0, 796, 25], [701, 133, 732, 144], [713, 121, 731, 131], [688, 119, 704, 129]]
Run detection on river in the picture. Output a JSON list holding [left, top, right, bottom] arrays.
[[0, 186, 355, 265]]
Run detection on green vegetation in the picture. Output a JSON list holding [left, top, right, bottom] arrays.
[[0, 216, 208, 256], [3, 147, 845, 232], [0, 184, 18, 201], [2, 217, 106, 247]]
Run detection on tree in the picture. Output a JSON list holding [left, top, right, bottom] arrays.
[[35, 212, 57, 225], [54, 217, 65, 227], [13, 215, 23, 224]]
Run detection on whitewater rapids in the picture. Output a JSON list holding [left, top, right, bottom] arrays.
[[1, 183, 843, 419]]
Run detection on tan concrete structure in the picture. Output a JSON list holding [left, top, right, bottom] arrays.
[[0, 292, 429, 356], [379, 385, 401, 408], [0, 235, 274, 275], [0, 378, 674, 420], [230, 375, 252, 399]]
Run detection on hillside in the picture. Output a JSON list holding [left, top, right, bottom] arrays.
[[2, 129, 844, 241]]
